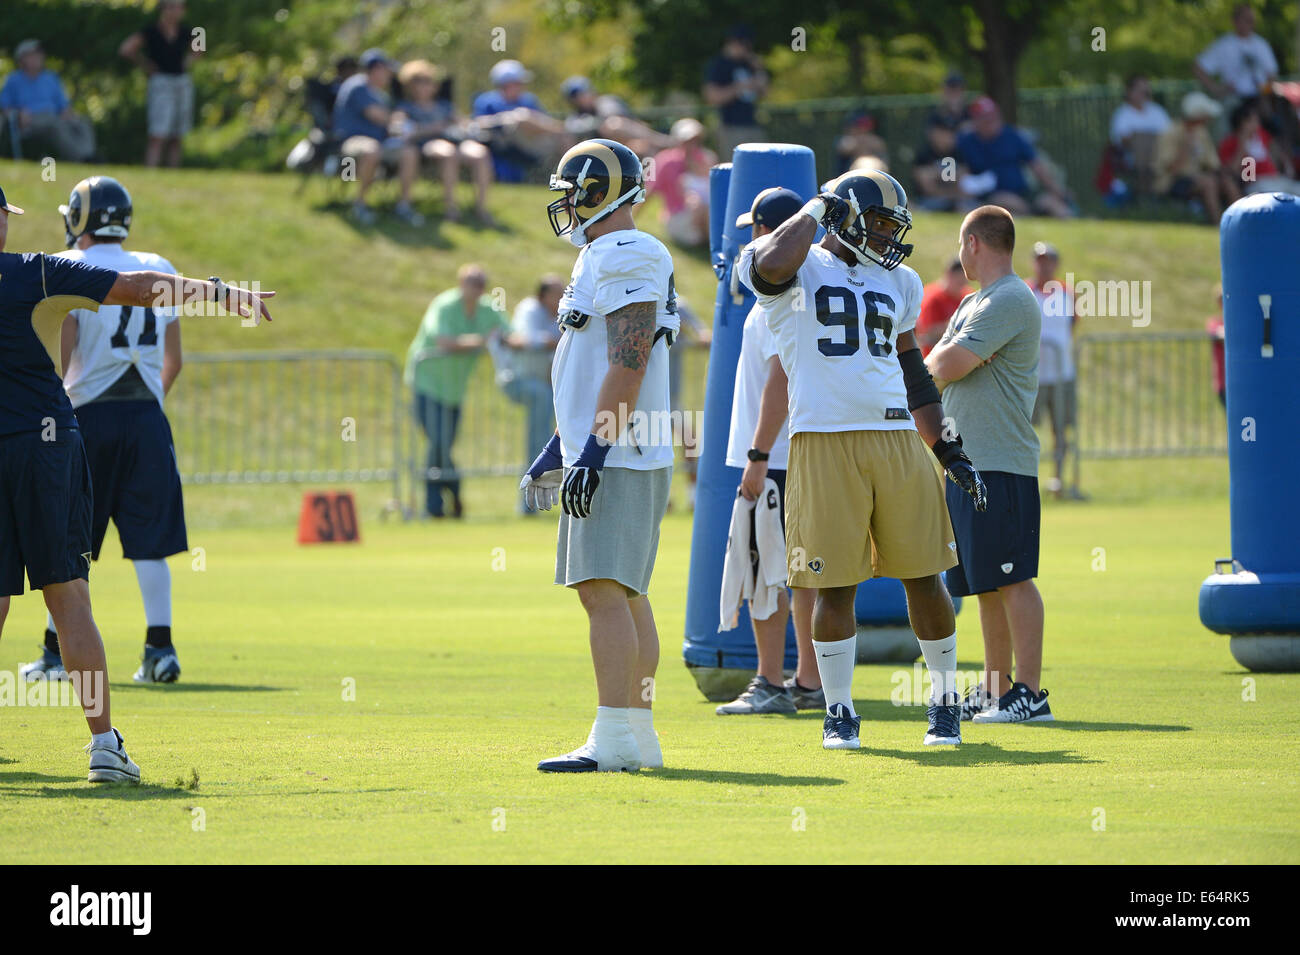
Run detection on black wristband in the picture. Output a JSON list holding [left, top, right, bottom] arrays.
[[747, 448, 770, 462]]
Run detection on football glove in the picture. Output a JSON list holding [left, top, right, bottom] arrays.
[[561, 434, 612, 519], [932, 436, 988, 512], [520, 434, 564, 511], [815, 191, 853, 234]]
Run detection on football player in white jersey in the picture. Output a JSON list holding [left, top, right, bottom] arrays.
[[740, 169, 988, 749], [20, 177, 189, 685], [716, 187, 822, 716], [521, 139, 678, 772]]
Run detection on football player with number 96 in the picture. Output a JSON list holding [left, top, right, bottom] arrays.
[[740, 169, 988, 751]]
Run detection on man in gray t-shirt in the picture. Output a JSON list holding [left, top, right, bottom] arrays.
[[926, 205, 1052, 726]]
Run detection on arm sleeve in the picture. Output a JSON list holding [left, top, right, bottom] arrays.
[[39, 253, 117, 304]]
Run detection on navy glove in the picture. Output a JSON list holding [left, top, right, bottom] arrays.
[[932, 436, 988, 512], [520, 433, 564, 511], [562, 434, 612, 519], [815, 191, 852, 234]]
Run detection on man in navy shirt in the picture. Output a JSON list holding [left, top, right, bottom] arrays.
[[703, 25, 768, 157], [956, 97, 1074, 219], [0, 183, 273, 783]]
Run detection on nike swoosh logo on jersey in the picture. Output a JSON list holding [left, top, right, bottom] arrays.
[[625, 286, 645, 294], [617, 240, 637, 246]]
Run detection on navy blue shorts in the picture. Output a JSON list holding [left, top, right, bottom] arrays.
[[75, 399, 188, 561], [0, 428, 94, 595], [944, 470, 1040, 597]]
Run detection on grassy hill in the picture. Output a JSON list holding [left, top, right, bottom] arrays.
[[1, 159, 1224, 353]]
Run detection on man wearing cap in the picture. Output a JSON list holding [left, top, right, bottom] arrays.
[[333, 49, 424, 226], [704, 26, 768, 157], [716, 188, 821, 716], [1027, 242, 1082, 499], [1154, 91, 1236, 223], [471, 60, 564, 183], [647, 118, 717, 248], [956, 97, 1073, 219], [927, 205, 1052, 725], [0, 40, 97, 161], [0, 183, 273, 782]]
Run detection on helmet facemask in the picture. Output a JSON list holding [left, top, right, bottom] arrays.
[[547, 153, 644, 248], [834, 188, 914, 271]]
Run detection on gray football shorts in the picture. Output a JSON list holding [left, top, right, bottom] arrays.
[[555, 465, 672, 596]]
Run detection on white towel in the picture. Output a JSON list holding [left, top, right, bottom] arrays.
[[719, 477, 788, 631]]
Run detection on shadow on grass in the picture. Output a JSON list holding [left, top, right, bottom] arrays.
[[108, 682, 285, 693], [314, 197, 466, 249], [644, 768, 845, 787], [1022, 721, 1190, 733], [0, 771, 198, 800], [859, 742, 1098, 766]]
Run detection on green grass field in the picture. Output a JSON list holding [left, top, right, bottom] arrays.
[[1, 456, 1296, 864]]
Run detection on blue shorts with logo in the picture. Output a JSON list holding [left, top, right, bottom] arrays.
[[944, 470, 1040, 597], [0, 428, 94, 595]]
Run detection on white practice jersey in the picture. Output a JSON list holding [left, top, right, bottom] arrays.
[[58, 244, 180, 408], [553, 229, 680, 470], [738, 237, 924, 436], [725, 299, 789, 470]]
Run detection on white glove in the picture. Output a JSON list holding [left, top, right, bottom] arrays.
[[519, 469, 562, 511]]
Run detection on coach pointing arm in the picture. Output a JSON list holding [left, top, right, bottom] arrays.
[[102, 271, 274, 324]]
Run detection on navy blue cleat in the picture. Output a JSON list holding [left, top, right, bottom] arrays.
[[925, 693, 962, 746], [133, 646, 181, 684], [822, 703, 861, 750]]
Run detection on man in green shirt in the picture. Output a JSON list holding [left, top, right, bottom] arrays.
[[405, 263, 507, 517]]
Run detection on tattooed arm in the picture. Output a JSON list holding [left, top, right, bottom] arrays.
[[591, 299, 656, 442]]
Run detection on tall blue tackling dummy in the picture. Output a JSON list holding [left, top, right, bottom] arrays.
[[1199, 192, 1300, 671], [683, 143, 924, 700]]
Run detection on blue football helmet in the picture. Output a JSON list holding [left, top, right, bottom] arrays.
[[827, 169, 913, 271]]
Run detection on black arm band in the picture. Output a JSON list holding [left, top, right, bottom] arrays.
[[749, 260, 796, 296], [899, 347, 941, 411]]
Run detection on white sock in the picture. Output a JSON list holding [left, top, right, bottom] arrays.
[[919, 633, 959, 702], [133, 559, 172, 627], [591, 706, 631, 743], [812, 635, 857, 717], [628, 707, 662, 767], [47, 611, 56, 635], [90, 729, 118, 751]]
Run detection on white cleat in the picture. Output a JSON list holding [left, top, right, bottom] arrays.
[[19, 648, 69, 682], [538, 727, 642, 773], [86, 728, 141, 784]]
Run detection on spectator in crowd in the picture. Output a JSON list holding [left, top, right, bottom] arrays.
[[332, 49, 423, 227], [561, 75, 673, 156], [119, 0, 202, 168], [405, 263, 507, 519], [1207, 284, 1226, 407], [835, 111, 888, 174], [1108, 73, 1171, 196], [912, 121, 968, 211], [0, 40, 97, 161], [928, 71, 971, 134], [471, 59, 565, 183], [1027, 242, 1081, 500], [1219, 100, 1300, 195], [957, 97, 1074, 218], [647, 117, 717, 248], [915, 258, 971, 356], [1195, 3, 1277, 102], [394, 59, 495, 224], [1154, 91, 1237, 223], [495, 275, 562, 512], [703, 25, 767, 157]]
